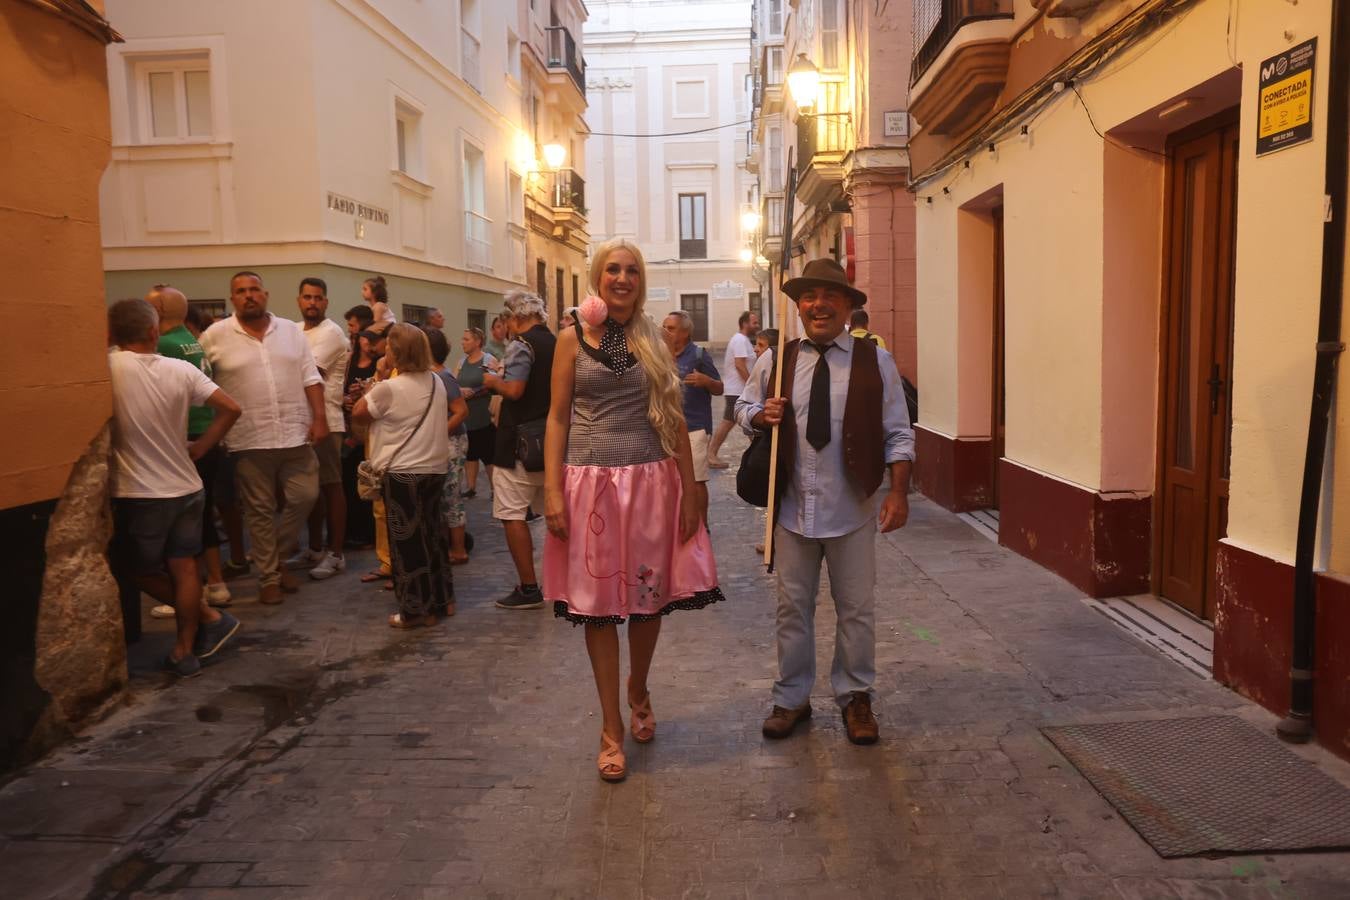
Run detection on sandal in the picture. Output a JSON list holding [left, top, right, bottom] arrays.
[[598, 731, 626, 782], [360, 569, 391, 583], [388, 612, 438, 629], [382, 580, 395, 591], [628, 680, 655, 744]]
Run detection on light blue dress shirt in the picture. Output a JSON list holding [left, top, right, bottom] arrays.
[[736, 333, 915, 539]]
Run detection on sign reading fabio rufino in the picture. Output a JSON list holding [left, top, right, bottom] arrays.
[[1256, 38, 1316, 157], [326, 192, 390, 225]]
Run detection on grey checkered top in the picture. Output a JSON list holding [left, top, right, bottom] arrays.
[[565, 345, 667, 468]]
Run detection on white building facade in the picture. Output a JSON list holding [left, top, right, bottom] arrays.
[[101, 0, 589, 332], [584, 0, 757, 346]]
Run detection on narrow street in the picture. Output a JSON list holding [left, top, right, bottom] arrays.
[[5, 445, 1350, 899]]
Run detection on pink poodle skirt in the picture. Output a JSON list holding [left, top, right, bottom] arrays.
[[543, 457, 723, 625]]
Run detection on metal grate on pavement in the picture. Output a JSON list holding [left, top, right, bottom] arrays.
[[1042, 715, 1350, 858]]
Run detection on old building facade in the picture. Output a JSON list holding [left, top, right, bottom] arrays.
[[101, 0, 589, 331], [746, 0, 916, 378], [1, 0, 122, 769], [910, 0, 1350, 755], [584, 0, 757, 345]]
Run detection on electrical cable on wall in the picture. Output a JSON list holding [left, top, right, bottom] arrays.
[[911, 0, 1198, 199]]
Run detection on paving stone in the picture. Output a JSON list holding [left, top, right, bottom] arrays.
[[4, 448, 1350, 897]]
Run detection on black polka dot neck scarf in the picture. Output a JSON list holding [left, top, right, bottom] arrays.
[[599, 317, 632, 376]]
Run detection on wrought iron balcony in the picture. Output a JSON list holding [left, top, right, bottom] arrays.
[[546, 26, 586, 96], [911, 0, 1014, 85], [552, 168, 585, 214]]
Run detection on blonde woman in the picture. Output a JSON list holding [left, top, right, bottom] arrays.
[[542, 238, 722, 782]]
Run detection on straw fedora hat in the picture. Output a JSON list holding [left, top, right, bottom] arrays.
[[781, 258, 867, 307]]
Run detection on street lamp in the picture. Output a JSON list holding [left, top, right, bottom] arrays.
[[542, 142, 567, 171], [786, 53, 820, 112], [741, 210, 762, 232]]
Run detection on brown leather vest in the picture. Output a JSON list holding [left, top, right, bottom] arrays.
[[773, 336, 885, 499]]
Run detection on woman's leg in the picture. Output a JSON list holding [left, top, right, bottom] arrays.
[[628, 618, 663, 703], [464, 459, 479, 493], [422, 474, 450, 613], [584, 624, 624, 743], [444, 445, 469, 561]]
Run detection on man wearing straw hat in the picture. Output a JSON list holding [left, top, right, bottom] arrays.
[[736, 258, 914, 745]]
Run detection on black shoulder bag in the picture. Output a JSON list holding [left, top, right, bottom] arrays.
[[736, 343, 795, 507]]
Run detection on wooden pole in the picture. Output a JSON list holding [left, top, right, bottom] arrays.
[[762, 287, 791, 567], [765, 147, 798, 569]]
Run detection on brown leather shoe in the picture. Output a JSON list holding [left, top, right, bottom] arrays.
[[762, 703, 812, 739], [279, 571, 300, 593], [842, 692, 879, 745], [259, 583, 284, 605]]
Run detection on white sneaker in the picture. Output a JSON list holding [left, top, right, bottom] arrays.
[[150, 604, 176, 619], [309, 552, 346, 580], [284, 547, 324, 569], [203, 582, 232, 607]]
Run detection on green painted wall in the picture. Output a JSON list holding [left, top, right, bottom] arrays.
[[104, 264, 507, 335]]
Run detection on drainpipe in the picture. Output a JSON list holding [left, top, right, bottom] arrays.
[[1277, 1, 1350, 744]]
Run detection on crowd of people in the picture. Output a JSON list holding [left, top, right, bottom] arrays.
[[105, 245, 915, 780]]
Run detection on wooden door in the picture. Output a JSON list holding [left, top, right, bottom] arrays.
[[1157, 118, 1238, 619], [991, 206, 1006, 509]]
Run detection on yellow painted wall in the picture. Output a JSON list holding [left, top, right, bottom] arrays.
[[916, 0, 1337, 563], [0, 4, 113, 510], [918, 81, 1106, 489]]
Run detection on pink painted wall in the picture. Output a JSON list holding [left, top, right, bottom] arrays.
[[852, 183, 917, 382]]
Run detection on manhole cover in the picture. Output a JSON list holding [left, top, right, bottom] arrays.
[[1042, 715, 1350, 857]]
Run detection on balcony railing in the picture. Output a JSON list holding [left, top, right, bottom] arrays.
[[461, 29, 482, 93], [912, 0, 1013, 85], [546, 26, 586, 95], [552, 168, 585, 213], [464, 210, 491, 270]]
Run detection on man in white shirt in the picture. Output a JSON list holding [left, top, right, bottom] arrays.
[[107, 299, 242, 677], [201, 271, 328, 605], [707, 310, 760, 468], [290, 276, 351, 580]]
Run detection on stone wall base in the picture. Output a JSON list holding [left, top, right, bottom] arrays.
[[23, 423, 126, 763], [998, 459, 1152, 598], [913, 426, 995, 512], [1214, 542, 1350, 761]]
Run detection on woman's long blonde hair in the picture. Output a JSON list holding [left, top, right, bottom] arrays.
[[588, 238, 685, 457]]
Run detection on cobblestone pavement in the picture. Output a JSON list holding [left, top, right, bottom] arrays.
[[6, 435, 1350, 898]]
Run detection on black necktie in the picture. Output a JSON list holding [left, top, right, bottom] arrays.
[[806, 342, 832, 450]]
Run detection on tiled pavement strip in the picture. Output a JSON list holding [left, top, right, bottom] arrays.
[[5, 436, 1350, 898]]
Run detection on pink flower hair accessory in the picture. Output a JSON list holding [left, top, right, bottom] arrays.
[[579, 294, 609, 327]]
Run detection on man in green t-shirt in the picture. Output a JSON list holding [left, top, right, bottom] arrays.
[[148, 285, 233, 612]]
